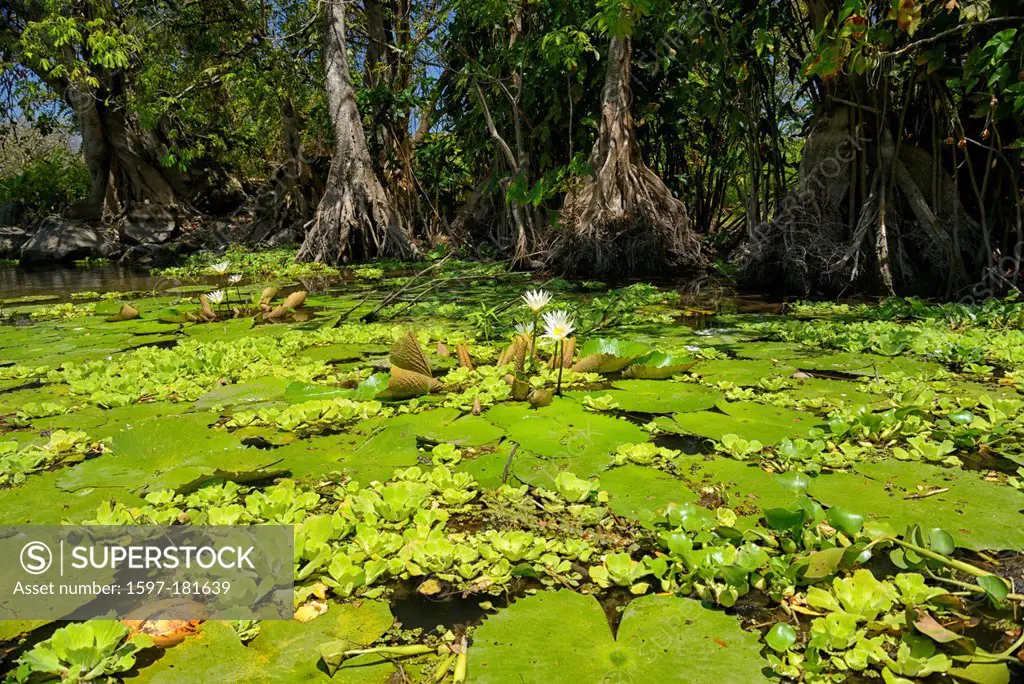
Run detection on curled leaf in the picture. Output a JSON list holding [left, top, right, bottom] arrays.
[[377, 366, 441, 400], [390, 331, 432, 376]]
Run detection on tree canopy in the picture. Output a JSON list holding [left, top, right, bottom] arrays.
[[1, 0, 1021, 296]]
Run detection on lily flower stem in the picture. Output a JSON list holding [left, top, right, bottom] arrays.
[[337, 645, 434, 659], [530, 312, 539, 366], [556, 340, 564, 396]]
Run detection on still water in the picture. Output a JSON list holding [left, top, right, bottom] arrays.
[[0, 265, 168, 301]]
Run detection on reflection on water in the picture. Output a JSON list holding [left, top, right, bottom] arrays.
[[0, 266, 166, 301]]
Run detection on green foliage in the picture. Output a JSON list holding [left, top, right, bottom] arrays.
[[12, 621, 150, 683], [0, 146, 90, 216]]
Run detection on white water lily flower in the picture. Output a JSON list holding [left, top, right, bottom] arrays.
[[206, 290, 226, 305], [542, 310, 575, 341], [209, 261, 231, 274], [228, 274, 243, 285], [514, 321, 534, 337], [521, 289, 552, 313]]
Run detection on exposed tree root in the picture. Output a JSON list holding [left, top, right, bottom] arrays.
[[737, 107, 979, 296], [295, 0, 414, 265], [551, 36, 703, 278]]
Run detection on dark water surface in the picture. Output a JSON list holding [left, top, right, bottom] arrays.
[[0, 265, 166, 301]]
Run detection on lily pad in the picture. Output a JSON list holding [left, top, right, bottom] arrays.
[[665, 401, 824, 445], [0, 470, 144, 524], [471, 591, 768, 683], [808, 461, 1024, 551], [690, 359, 797, 386], [393, 408, 505, 447], [572, 338, 650, 373], [797, 352, 944, 378], [571, 380, 721, 414], [782, 377, 884, 407], [300, 343, 387, 364], [484, 400, 648, 472], [601, 465, 698, 519], [56, 413, 279, 493], [621, 352, 697, 379], [197, 378, 293, 410], [676, 456, 806, 518], [137, 600, 396, 683]]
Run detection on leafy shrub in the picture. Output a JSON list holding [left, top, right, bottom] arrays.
[[0, 146, 90, 217]]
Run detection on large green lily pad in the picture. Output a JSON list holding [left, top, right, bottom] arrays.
[[601, 465, 697, 519], [0, 470, 144, 524], [665, 401, 824, 445], [471, 591, 769, 683], [569, 380, 722, 414], [690, 359, 796, 386], [392, 408, 505, 447], [56, 413, 280, 493], [808, 461, 1024, 551], [196, 378, 293, 411], [797, 352, 944, 378], [484, 400, 648, 472], [137, 601, 396, 683], [782, 377, 884, 407]]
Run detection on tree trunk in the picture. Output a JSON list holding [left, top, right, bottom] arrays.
[[554, 36, 702, 277], [248, 97, 323, 244], [737, 105, 979, 295], [297, 0, 414, 264], [65, 81, 186, 219], [65, 85, 111, 220]]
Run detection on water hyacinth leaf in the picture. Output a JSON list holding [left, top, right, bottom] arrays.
[[913, 612, 965, 644], [948, 652, 1012, 684], [390, 331, 431, 376], [775, 471, 810, 494], [764, 506, 806, 531], [471, 591, 769, 683], [977, 575, 1009, 604], [793, 547, 847, 582], [923, 528, 956, 555], [826, 506, 865, 535], [571, 338, 650, 373], [621, 352, 696, 379], [765, 623, 798, 652], [947, 409, 975, 425]]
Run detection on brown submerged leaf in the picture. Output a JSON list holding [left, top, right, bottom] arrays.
[[457, 343, 474, 370], [378, 366, 441, 400], [390, 331, 432, 376], [107, 303, 140, 322]]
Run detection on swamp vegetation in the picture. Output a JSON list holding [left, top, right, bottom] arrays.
[[0, 0, 1023, 681], [0, 254, 1022, 682]]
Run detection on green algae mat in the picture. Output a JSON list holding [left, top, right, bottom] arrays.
[[1, 257, 1023, 682]]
